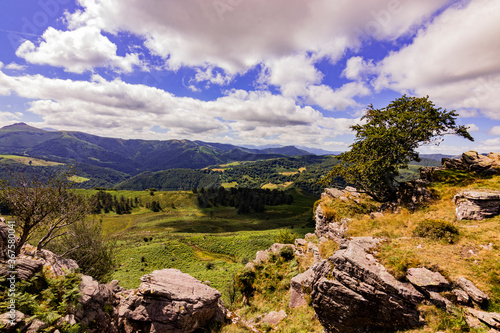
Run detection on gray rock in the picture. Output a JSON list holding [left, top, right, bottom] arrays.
[[0, 220, 16, 261], [456, 277, 490, 304], [289, 268, 314, 308], [442, 151, 500, 175], [78, 274, 119, 332], [310, 237, 425, 332], [245, 243, 295, 269], [118, 269, 225, 333], [261, 310, 287, 325], [9, 256, 43, 280], [406, 268, 451, 291], [26, 319, 47, 333], [397, 180, 433, 208], [0, 310, 25, 332], [428, 291, 452, 310], [454, 190, 500, 220], [419, 166, 446, 182], [453, 288, 470, 304], [20, 244, 79, 277], [315, 204, 349, 241], [467, 308, 500, 330]]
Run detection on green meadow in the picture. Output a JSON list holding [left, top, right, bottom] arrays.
[[91, 188, 317, 305]]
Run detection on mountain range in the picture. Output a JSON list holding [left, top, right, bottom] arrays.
[[0, 123, 311, 175]]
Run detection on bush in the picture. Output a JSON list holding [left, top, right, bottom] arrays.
[[279, 246, 295, 261], [47, 219, 115, 282], [274, 229, 297, 244], [234, 269, 256, 301], [413, 219, 460, 244]]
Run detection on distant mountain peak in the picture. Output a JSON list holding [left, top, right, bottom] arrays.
[[1, 122, 47, 132]]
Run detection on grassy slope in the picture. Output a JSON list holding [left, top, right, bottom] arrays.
[[317, 169, 500, 332], [94, 188, 316, 308]]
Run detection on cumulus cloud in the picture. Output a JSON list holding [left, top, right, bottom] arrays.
[[342, 56, 376, 81], [0, 68, 355, 148], [65, 0, 448, 75], [489, 126, 500, 136], [4, 63, 27, 71], [373, 0, 500, 118], [16, 26, 142, 74], [258, 53, 370, 111], [0, 111, 22, 123]]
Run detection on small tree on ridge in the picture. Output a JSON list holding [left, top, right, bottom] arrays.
[[324, 95, 474, 202]]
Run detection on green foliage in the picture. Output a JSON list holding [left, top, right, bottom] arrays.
[[413, 219, 460, 244], [274, 229, 298, 244], [325, 95, 473, 202], [0, 171, 90, 252], [380, 244, 421, 281], [234, 269, 256, 301], [47, 219, 115, 282], [0, 272, 82, 331], [279, 246, 295, 261], [197, 187, 293, 214]]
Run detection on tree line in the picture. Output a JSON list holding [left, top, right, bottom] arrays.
[[195, 187, 294, 214]]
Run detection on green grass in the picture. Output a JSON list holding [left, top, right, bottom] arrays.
[[68, 175, 90, 183], [89, 188, 316, 306], [0, 154, 64, 166]]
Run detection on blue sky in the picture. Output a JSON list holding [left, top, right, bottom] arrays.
[[0, 0, 499, 154]]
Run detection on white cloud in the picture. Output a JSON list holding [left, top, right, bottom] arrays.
[[307, 82, 370, 111], [4, 63, 27, 71], [465, 123, 479, 133], [194, 66, 234, 86], [374, 0, 500, 118], [65, 0, 448, 75], [16, 26, 142, 74], [489, 126, 500, 136], [342, 56, 376, 81], [0, 111, 22, 123], [0, 68, 357, 147]]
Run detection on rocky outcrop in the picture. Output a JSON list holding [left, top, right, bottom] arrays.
[[310, 237, 425, 333], [466, 308, 500, 330], [289, 268, 314, 308], [406, 267, 451, 291], [453, 190, 500, 220], [78, 275, 120, 332], [456, 277, 490, 305], [442, 151, 500, 174], [245, 243, 295, 270], [314, 204, 349, 241], [260, 310, 287, 325], [396, 180, 433, 208], [0, 219, 227, 333], [118, 269, 226, 333]]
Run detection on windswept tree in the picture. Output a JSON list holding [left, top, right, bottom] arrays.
[[0, 172, 89, 253], [324, 95, 474, 202]]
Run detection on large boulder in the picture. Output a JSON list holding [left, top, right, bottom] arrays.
[[314, 204, 348, 241], [442, 151, 500, 174], [289, 268, 314, 308], [310, 237, 425, 333], [396, 180, 433, 208], [406, 267, 451, 292], [456, 277, 490, 305], [453, 190, 500, 220], [78, 275, 120, 332], [118, 269, 226, 333]]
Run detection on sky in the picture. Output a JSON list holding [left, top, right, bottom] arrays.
[[0, 0, 499, 154]]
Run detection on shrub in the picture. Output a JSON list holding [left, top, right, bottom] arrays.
[[274, 229, 297, 244], [279, 246, 295, 261], [234, 269, 256, 301], [413, 219, 460, 244]]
